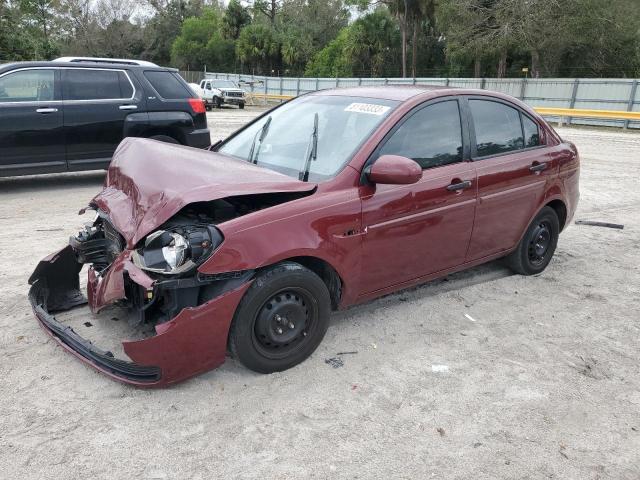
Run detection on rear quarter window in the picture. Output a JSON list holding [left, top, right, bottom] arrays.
[[144, 71, 192, 99], [522, 114, 541, 147]]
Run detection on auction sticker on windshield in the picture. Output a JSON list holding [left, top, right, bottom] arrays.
[[344, 103, 391, 115]]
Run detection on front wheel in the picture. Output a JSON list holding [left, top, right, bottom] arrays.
[[214, 96, 222, 109], [238, 102, 245, 109], [228, 262, 331, 373], [505, 206, 559, 275]]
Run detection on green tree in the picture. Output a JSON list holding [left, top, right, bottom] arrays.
[[305, 9, 400, 77], [19, 0, 61, 58], [304, 28, 351, 76], [1, 1, 34, 60], [143, 0, 204, 66], [222, 0, 251, 40], [171, 7, 234, 71], [236, 23, 280, 74]]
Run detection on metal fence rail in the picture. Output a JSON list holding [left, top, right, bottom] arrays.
[[181, 71, 640, 129]]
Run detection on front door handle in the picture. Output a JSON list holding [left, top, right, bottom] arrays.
[[119, 105, 138, 110], [446, 179, 472, 191], [529, 162, 547, 173], [36, 107, 58, 114]]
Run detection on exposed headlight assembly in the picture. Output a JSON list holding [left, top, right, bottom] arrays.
[[132, 225, 223, 275]]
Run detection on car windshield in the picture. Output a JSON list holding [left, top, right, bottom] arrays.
[[212, 80, 238, 89], [217, 95, 398, 182]]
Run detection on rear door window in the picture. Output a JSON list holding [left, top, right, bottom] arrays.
[[0, 69, 57, 102], [377, 100, 464, 169], [144, 71, 191, 99], [64, 69, 132, 100], [469, 99, 524, 157]]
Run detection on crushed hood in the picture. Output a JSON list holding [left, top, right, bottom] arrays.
[[91, 137, 316, 248]]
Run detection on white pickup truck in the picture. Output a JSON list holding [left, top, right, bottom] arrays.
[[197, 79, 246, 109]]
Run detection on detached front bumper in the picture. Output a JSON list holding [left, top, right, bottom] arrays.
[[28, 245, 252, 387]]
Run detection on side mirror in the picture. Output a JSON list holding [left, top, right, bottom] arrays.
[[366, 154, 422, 185]]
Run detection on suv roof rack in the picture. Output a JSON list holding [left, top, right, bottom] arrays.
[[53, 57, 159, 67]]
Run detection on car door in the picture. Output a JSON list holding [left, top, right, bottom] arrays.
[[359, 98, 477, 294], [464, 97, 556, 260], [62, 67, 141, 171], [0, 67, 65, 176]]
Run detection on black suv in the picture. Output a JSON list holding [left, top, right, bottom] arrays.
[[0, 57, 210, 177]]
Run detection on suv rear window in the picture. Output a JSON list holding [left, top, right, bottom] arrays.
[[144, 71, 191, 99], [64, 69, 133, 100]]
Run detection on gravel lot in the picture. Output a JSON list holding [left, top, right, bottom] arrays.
[[1, 106, 639, 479]]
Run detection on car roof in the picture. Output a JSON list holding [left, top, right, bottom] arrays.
[[311, 85, 528, 106], [0, 61, 173, 71], [311, 85, 451, 101]]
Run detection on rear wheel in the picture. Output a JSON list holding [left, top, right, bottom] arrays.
[[228, 262, 331, 373], [505, 206, 559, 275]]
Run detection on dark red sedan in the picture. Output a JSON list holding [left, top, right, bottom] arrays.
[[29, 86, 580, 387]]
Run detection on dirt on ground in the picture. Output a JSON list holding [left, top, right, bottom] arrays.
[[1, 107, 639, 479]]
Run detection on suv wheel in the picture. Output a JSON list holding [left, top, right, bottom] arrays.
[[239, 102, 245, 109], [214, 96, 222, 109]]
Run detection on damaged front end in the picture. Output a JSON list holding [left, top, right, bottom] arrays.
[[28, 137, 317, 386], [28, 210, 253, 387]]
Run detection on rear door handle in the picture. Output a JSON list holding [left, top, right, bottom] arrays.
[[529, 162, 547, 173], [36, 108, 58, 114], [119, 105, 138, 110], [446, 180, 472, 191]]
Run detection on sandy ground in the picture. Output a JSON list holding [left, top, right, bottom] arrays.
[[1, 107, 639, 479]]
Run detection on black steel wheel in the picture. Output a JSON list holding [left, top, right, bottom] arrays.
[[527, 220, 553, 266], [252, 287, 317, 359], [228, 262, 331, 373], [506, 206, 559, 275]]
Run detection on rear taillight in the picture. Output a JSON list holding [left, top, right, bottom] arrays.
[[188, 98, 206, 114]]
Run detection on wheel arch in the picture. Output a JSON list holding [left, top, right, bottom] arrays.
[[139, 128, 184, 145], [545, 199, 567, 231], [263, 256, 343, 310]]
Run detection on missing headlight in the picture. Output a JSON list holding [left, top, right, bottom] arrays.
[[132, 225, 223, 275]]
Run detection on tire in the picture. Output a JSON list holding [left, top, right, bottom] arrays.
[[228, 262, 331, 374], [239, 102, 245, 109], [214, 96, 222, 109], [505, 206, 559, 275], [149, 135, 180, 144], [205, 104, 211, 111]]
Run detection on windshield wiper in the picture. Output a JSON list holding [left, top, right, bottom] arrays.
[[248, 116, 272, 165], [299, 113, 318, 182]]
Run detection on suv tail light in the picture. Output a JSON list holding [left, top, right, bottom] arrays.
[[188, 98, 206, 114]]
